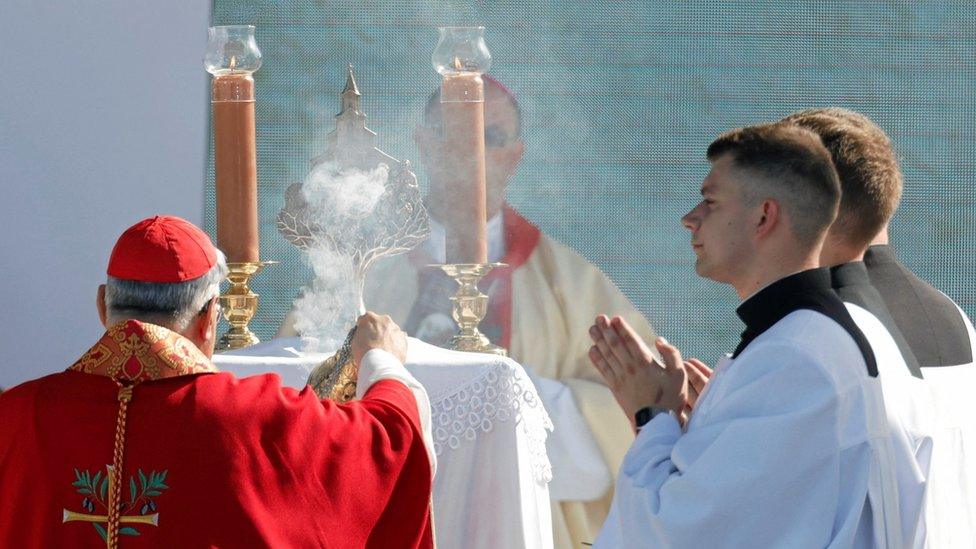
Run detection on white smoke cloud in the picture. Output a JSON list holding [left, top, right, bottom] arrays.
[[292, 247, 358, 352], [291, 161, 390, 352], [300, 161, 389, 225]]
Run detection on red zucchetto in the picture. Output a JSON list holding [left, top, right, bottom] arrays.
[[107, 215, 218, 283]]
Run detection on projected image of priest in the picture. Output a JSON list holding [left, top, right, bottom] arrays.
[[279, 75, 660, 548]]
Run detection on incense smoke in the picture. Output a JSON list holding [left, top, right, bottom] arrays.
[[290, 161, 390, 352], [285, 2, 606, 352], [301, 161, 388, 224], [291, 247, 358, 352]]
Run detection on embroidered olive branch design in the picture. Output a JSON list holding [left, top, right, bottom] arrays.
[[127, 469, 168, 515], [71, 468, 169, 540], [72, 468, 109, 511]]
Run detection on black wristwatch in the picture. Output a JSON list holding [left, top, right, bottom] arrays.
[[634, 406, 672, 432]]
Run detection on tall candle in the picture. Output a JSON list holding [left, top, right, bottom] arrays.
[[212, 68, 259, 263], [205, 25, 262, 264], [441, 72, 488, 264]]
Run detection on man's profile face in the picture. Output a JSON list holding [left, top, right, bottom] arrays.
[[681, 154, 754, 285], [416, 83, 524, 218]]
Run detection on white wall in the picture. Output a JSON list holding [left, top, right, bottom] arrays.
[[0, 1, 212, 387]]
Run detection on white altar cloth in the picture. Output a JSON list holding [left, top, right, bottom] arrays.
[[214, 337, 554, 549]]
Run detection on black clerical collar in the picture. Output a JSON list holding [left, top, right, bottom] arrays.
[[864, 244, 897, 266], [733, 268, 878, 376], [830, 261, 872, 289], [830, 260, 924, 378], [736, 268, 832, 343]]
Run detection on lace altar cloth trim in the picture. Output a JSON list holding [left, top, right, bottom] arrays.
[[428, 360, 554, 484]]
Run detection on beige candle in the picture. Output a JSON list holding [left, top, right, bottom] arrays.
[[441, 71, 488, 264], [211, 67, 259, 263]]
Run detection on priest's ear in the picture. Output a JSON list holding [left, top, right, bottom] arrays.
[[96, 285, 108, 327], [194, 296, 220, 350], [754, 199, 781, 240]]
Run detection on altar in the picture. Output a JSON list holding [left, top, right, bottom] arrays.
[[214, 337, 555, 549]]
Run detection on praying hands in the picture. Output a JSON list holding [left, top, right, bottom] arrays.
[[588, 315, 711, 429]]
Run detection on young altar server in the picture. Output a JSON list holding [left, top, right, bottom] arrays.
[[0, 215, 436, 548], [588, 123, 904, 547], [785, 107, 973, 547]]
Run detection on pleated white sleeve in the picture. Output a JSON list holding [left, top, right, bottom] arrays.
[[594, 340, 878, 549]]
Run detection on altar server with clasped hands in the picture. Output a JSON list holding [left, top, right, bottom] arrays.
[[589, 123, 905, 547]]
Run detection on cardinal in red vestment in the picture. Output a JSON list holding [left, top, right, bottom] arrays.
[[0, 215, 435, 548]]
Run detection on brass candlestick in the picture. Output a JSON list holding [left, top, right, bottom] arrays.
[[217, 261, 276, 350], [435, 263, 507, 356]]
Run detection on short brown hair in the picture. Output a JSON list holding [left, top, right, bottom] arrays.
[[707, 123, 841, 248], [781, 108, 902, 249]]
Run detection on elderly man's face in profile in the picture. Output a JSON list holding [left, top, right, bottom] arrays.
[[416, 83, 525, 219]]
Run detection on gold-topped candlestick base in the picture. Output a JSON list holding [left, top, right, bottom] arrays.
[[433, 263, 507, 356], [217, 261, 277, 351]]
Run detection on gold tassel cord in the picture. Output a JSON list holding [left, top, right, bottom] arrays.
[[107, 384, 134, 549]]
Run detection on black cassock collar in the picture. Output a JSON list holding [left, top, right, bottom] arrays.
[[863, 243, 898, 266], [864, 244, 973, 368], [734, 268, 878, 377], [830, 261, 923, 378]]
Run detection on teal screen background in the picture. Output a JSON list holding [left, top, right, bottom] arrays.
[[208, 1, 976, 364]]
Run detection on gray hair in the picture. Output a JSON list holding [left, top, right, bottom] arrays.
[[105, 250, 228, 332]]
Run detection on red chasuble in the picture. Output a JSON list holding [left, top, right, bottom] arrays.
[[0, 320, 434, 548]]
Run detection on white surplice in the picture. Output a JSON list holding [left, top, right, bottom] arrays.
[[836, 257, 975, 547], [917, 304, 976, 547], [594, 308, 898, 548], [843, 304, 934, 547]]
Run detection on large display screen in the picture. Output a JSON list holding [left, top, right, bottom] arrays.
[[209, 1, 976, 364]]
